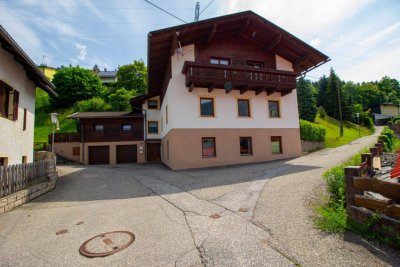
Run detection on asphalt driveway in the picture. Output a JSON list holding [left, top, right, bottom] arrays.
[[0, 128, 399, 266]]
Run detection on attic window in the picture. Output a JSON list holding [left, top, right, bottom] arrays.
[[148, 100, 158, 109], [210, 57, 230, 65]]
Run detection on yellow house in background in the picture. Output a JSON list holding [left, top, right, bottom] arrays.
[[38, 65, 57, 81]]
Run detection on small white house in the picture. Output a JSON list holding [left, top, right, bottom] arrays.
[[0, 25, 57, 166]]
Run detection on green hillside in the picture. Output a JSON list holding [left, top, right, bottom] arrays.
[[315, 115, 373, 148], [34, 88, 77, 143]]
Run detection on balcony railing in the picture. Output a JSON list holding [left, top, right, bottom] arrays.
[[50, 130, 143, 143], [182, 61, 298, 93]]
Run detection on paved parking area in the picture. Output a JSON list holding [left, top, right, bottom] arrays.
[[0, 129, 399, 266]]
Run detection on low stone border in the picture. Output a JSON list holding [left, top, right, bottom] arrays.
[[301, 140, 325, 153], [0, 165, 57, 215]]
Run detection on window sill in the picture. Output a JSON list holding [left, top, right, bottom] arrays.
[[240, 154, 253, 156], [202, 156, 216, 158]]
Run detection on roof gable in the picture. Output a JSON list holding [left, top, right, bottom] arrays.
[[0, 25, 57, 96], [147, 11, 329, 97]]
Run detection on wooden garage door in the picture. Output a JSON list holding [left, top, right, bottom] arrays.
[[116, 145, 137, 164], [89, 146, 109, 165]]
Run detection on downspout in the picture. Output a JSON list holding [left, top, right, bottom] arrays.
[[80, 120, 85, 164], [132, 106, 147, 160]]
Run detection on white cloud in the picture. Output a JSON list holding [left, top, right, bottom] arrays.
[[360, 21, 400, 45], [75, 43, 87, 60], [311, 38, 320, 46], [220, 0, 372, 34]]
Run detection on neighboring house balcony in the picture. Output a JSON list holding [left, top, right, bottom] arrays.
[[182, 61, 298, 95], [51, 130, 143, 143]]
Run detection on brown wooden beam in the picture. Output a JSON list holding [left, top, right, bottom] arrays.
[[171, 34, 177, 56], [240, 86, 249, 95], [281, 89, 292, 96], [266, 87, 277, 96], [205, 24, 217, 46], [188, 82, 194, 92], [255, 87, 265, 95], [294, 54, 310, 68], [237, 18, 251, 37], [208, 83, 215, 93], [264, 34, 281, 53]]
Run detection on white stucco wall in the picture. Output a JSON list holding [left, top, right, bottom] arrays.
[[158, 45, 299, 138], [0, 47, 36, 165], [143, 96, 161, 139]]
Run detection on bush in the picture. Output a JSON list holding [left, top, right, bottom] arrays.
[[362, 116, 375, 133], [379, 126, 396, 152], [317, 106, 326, 119], [76, 97, 110, 112], [108, 88, 134, 111], [300, 119, 326, 141]]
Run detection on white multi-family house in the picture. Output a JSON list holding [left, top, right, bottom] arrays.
[[131, 11, 329, 170]]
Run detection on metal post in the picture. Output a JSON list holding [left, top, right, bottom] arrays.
[[356, 113, 360, 137], [337, 85, 343, 136], [51, 123, 55, 152]]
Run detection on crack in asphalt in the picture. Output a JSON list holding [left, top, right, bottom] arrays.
[[130, 169, 301, 266], [129, 174, 206, 266]]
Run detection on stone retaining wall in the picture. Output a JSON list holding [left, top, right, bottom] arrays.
[[301, 140, 325, 153], [0, 160, 57, 215]]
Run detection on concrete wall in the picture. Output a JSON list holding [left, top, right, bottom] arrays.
[[53, 142, 81, 162], [0, 46, 36, 165], [81, 141, 145, 165], [162, 128, 302, 170]]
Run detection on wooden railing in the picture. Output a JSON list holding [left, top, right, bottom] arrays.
[[50, 133, 81, 143], [344, 142, 400, 239], [0, 160, 54, 198], [182, 61, 298, 90], [50, 130, 143, 143]]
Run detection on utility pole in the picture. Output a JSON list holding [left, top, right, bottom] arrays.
[[337, 84, 344, 136], [356, 113, 360, 137], [194, 2, 200, 21]]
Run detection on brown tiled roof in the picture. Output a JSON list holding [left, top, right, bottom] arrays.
[[0, 25, 57, 96], [67, 112, 143, 119]]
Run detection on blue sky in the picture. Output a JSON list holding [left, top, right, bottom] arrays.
[[1, 0, 399, 82]]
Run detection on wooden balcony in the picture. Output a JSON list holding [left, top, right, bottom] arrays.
[[182, 61, 298, 95], [50, 130, 143, 143]]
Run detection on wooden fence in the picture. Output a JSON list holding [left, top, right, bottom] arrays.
[[345, 142, 400, 238], [0, 161, 52, 198]]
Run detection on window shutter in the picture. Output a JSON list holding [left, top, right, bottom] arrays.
[[0, 83, 4, 116], [13, 90, 19, 120]]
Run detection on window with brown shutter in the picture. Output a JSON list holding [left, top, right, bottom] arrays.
[[13, 90, 19, 120], [23, 108, 27, 130]]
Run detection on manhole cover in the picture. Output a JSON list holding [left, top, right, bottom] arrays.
[[79, 231, 135, 258]]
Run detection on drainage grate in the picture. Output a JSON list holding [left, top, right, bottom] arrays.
[[79, 231, 135, 258]]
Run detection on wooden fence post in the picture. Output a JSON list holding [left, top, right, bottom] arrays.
[[361, 153, 372, 170], [344, 166, 364, 211], [375, 143, 383, 156]]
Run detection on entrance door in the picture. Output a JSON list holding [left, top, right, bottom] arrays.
[[89, 146, 110, 165], [147, 143, 161, 162], [116, 145, 137, 164]]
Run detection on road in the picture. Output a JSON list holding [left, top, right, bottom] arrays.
[[0, 128, 399, 266]]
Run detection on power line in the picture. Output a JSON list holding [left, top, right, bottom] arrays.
[[199, 0, 215, 16], [143, 0, 187, 24]]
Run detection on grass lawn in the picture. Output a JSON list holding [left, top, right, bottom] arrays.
[[34, 107, 78, 143], [315, 115, 373, 148]]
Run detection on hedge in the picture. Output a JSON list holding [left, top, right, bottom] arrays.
[[379, 126, 396, 152], [300, 119, 326, 142]]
